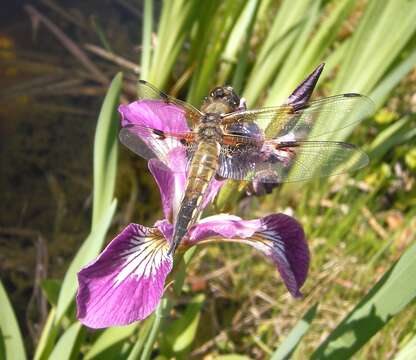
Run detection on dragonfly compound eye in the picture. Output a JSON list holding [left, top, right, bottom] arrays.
[[211, 87, 225, 98]]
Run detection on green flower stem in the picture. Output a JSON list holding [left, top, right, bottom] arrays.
[[215, 181, 243, 212], [140, 299, 170, 360], [138, 247, 197, 359]]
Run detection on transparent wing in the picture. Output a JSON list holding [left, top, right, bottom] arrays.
[[221, 93, 374, 141], [218, 139, 369, 183], [119, 123, 196, 162], [137, 80, 202, 129]]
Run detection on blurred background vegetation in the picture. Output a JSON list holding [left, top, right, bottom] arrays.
[[0, 0, 415, 359]]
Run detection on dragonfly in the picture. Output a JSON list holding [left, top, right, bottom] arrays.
[[120, 64, 373, 255]]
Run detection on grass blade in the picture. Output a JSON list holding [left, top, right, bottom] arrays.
[[55, 72, 122, 323], [311, 241, 416, 359], [334, 0, 416, 94], [0, 280, 27, 360], [159, 294, 205, 357], [367, 116, 416, 161], [148, 0, 200, 88], [369, 48, 416, 109], [84, 324, 138, 360], [265, 0, 355, 106], [92, 72, 122, 229], [140, 0, 153, 80], [49, 322, 83, 360], [33, 309, 58, 360], [394, 334, 416, 360], [231, 0, 261, 93], [55, 200, 117, 323], [126, 317, 154, 360], [218, 0, 262, 85], [271, 303, 318, 360], [243, 0, 313, 105]]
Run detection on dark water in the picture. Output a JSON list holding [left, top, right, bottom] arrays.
[[0, 0, 159, 351]]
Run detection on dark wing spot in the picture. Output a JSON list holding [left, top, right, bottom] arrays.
[[180, 138, 188, 145], [343, 93, 360, 98], [276, 141, 299, 148], [340, 142, 357, 149], [152, 129, 166, 140]]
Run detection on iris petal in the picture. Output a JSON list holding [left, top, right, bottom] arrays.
[[76, 223, 173, 328], [119, 100, 189, 163], [148, 159, 175, 220], [186, 213, 308, 297]]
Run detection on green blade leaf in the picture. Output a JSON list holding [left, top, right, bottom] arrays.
[[49, 322, 83, 360], [160, 294, 205, 357], [126, 316, 154, 360], [55, 199, 117, 324], [33, 309, 58, 360], [41, 279, 61, 307], [0, 280, 27, 360], [84, 323, 138, 360], [367, 116, 416, 161], [394, 334, 416, 360], [271, 303, 318, 360], [334, 0, 416, 94], [55, 72, 121, 323], [311, 241, 416, 359], [243, 0, 313, 105], [92, 72, 122, 230], [265, 0, 355, 106], [140, 0, 153, 80]]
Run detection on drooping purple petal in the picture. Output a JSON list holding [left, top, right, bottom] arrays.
[[119, 100, 189, 163], [257, 214, 309, 297], [186, 214, 260, 241], [186, 213, 309, 297], [76, 222, 173, 328]]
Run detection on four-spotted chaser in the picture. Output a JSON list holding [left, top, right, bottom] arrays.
[[120, 64, 373, 254]]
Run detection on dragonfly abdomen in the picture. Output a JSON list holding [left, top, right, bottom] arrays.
[[169, 141, 220, 255]]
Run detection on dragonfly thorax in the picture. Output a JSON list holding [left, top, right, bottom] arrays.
[[201, 113, 221, 124], [198, 121, 223, 142]]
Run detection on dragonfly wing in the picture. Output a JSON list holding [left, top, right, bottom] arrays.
[[137, 80, 202, 129], [119, 124, 196, 165], [218, 140, 369, 183], [221, 93, 374, 141]]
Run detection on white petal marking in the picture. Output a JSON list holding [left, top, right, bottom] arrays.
[[114, 232, 169, 285]]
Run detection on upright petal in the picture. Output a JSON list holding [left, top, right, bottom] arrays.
[[119, 100, 189, 163], [202, 178, 225, 208], [149, 147, 223, 220], [287, 63, 324, 107], [148, 148, 188, 220], [77, 223, 173, 328], [186, 213, 308, 297], [119, 100, 189, 132], [148, 159, 175, 220]]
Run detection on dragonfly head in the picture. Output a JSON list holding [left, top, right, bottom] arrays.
[[201, 86, 241, 114]]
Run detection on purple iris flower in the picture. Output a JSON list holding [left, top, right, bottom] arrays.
[[76, 97, 309, 329]]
